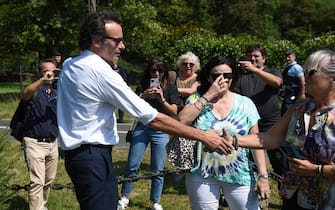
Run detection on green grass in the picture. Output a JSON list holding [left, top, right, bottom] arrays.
[[0, 82, 282, 209], [2, 136, 282, 210]]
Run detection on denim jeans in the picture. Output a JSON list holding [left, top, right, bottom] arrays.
[[121, 122, 169, 203]]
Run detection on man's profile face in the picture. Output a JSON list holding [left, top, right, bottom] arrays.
[[95, 21, 125, 64]]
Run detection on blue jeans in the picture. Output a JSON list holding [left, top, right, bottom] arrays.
[[121, 123, 169, 203]]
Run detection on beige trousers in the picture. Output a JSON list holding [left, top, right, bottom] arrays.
[[23, 137, 58, 210]]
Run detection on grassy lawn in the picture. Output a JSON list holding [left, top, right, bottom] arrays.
[[2, 136, 282, 210], [1, 82, 282, 209]]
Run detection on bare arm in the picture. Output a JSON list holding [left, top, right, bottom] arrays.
[[240, 61, 282, 88], [179, 76, 227, 125], [252, 67, 282, 87], [224, 103, 296, 150], [298, 76, 306, 100], [148, 112, 234, 155], [178, 81, 200, 97], [250, 124, 271, 199], [22, 73, 54, 101]]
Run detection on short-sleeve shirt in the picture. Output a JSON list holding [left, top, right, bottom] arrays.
[[145, 83, 182, 115], [57, 50, 158, 150], [186, 92, 260, 186], [280, 99, 335, 209], [237, 67, 282, 131], [24, 86, 58, 138]]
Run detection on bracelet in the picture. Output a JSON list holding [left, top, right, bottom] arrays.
[[201, 95, 210, 103], [198, 98, 208, 108], [316, 164, 325, 177], [257, 173, 269, 179], [232, 135, 239, 150], [161, 98, 166, 104], [321, 165, 324, 177], [193, 102, 202, 111]]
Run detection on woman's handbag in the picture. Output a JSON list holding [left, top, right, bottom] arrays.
[[166, 136, 197, 170], [125, 120, 138, 143]]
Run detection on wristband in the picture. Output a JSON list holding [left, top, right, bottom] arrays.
[[232, 135, 239, 150], [257, 173, 269, 179], [161, 98, 166, 104], [316, 165, 322, 176], [201, 95, 210, 103]]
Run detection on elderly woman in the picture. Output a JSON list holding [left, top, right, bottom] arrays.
[[175, 51, 201, 106], [178, 56, 270, 210], [226, 49, 335, 210]]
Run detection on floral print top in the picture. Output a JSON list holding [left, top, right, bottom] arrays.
[[280, 99, 335, 210], [186, 92, 260, 186]]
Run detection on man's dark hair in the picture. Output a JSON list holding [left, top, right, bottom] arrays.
[[79, 10, 122, 51], [38, 58, 57, 71], [246, 44, 267, 57]]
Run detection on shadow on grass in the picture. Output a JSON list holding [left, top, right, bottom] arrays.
[[8, 195, 28, 210]]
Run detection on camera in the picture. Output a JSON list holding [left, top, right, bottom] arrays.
[[238, 59, 252, 75], [52, 69, 61, 90]]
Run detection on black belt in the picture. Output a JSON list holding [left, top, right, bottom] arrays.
[[28, 137, 56, 143], [37, 137, 56, 143]]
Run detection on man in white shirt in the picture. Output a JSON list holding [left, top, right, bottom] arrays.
[[57, 10, 233, 210]]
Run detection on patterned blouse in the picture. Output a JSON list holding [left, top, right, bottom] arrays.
[[280, 99, 335, 210], [186, 92, 260, 186]]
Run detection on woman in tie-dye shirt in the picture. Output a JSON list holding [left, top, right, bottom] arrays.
[[178, 56, 270, 210], [229, 49, 335, 210]]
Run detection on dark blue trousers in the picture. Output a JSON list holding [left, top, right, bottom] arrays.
[[65, 144, 117, 210]]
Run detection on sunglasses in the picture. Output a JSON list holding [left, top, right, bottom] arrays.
[[104, 36, 123, 45], [305, 69, 318, 77], [182, 62, 195, 68], [151, 68, 164, 74], [210, 73, 233, 80]]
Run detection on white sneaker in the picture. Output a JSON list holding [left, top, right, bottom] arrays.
[[151, 203, 163, 210], [117, 197, 129, 210]]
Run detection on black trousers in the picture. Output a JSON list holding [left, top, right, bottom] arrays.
[[65, 144, 117, 210]]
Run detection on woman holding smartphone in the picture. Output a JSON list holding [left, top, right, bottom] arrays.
[[118, 56, 182, 210]]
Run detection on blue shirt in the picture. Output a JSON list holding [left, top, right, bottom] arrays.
[[24, 86, 58, 138]]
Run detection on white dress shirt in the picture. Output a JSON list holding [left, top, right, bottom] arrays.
[[57, 50, 157, 150]]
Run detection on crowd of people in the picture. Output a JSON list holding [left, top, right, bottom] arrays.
[[16, 9, 335, 210]]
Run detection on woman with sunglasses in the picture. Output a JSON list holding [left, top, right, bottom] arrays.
[[178, 56, 270, 210], [118, 56, 182, 210], [174, 51, 201, 107], [223, 49, 335, 210]]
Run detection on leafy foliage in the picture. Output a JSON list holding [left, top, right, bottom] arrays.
[[0, 0, 335, 82]]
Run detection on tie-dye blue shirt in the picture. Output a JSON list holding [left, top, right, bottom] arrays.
[[186, 92, 260, 186]]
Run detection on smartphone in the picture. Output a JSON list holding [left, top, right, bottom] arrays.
[[281, 142, 304, 159], [150, 78, 159, 88]]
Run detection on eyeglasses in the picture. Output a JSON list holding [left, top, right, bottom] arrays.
[[104, 36, 123, 45], [182, 62, 195, 68], [305, 69, 318, 77], [210, 73, 233, 80], [151, 68, 164, 74]]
